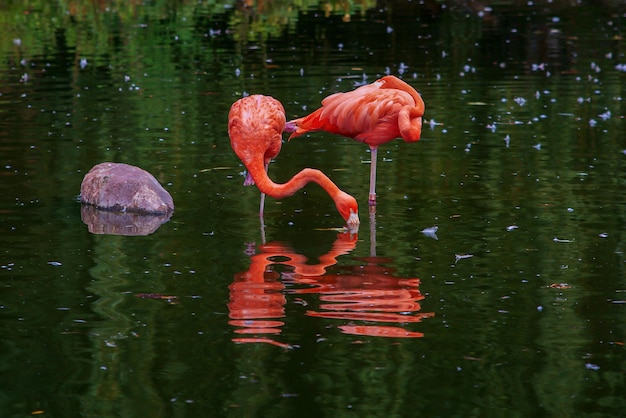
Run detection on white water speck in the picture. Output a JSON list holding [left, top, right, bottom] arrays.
[[421, 226, 438, 240], [455, 254, 474, 263]]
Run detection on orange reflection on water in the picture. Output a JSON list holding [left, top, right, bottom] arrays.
[[290, 256, 434, 338], [228, 232, 357, 347], [229, 230, 433, 345], [228, 244, 288, 347]]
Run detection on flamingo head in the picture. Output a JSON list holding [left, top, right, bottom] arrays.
[[398, 107, 423, 143], [336, 192, 360, 231]]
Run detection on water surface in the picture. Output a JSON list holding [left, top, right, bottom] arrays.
[[0, 2, 624, 417]]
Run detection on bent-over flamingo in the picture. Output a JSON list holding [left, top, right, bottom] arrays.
[[228, 94, 360, 228]]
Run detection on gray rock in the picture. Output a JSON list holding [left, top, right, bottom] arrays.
[[80, 162, 174, 215]]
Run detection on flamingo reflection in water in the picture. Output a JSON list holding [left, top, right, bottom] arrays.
[[291, 206, 435, 338], [229, 227, 433, 345], [228, 231, 358, 348], [289, 258, 434, 338], [228, 248, 288, 349]]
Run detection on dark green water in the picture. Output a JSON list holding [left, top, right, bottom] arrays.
[[1, 1, 624, 416]]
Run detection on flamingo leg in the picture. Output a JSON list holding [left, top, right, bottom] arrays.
[[259, 213, 266, 244], [369, 204, 377, 257], [259, 192, 266, 215], [259, 163, 269, 244], [259, 162, 269, 215], [368, 146, 378, 206]]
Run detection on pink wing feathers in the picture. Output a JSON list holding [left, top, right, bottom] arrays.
[[228, 95, 286, 186], [287, 76, 424, 147]]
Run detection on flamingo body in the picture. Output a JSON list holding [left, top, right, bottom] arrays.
[[286, 75, 425, 204], [228, 95, 359, 228]]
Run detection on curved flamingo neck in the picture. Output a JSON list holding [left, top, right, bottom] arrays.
[[248, 160, 341, 201], [380, 76, 425, 112], [245, 159, 358, 227]]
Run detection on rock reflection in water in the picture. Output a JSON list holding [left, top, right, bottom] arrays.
[[80, 204, 173, 236]]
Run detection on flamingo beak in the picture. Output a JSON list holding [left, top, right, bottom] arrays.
[[284, 121, 297, 134], [346, 209, 360, 230]]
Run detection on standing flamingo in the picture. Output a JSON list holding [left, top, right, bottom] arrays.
[[285, 75, 425, 205], [228, 95, 360, 229]]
